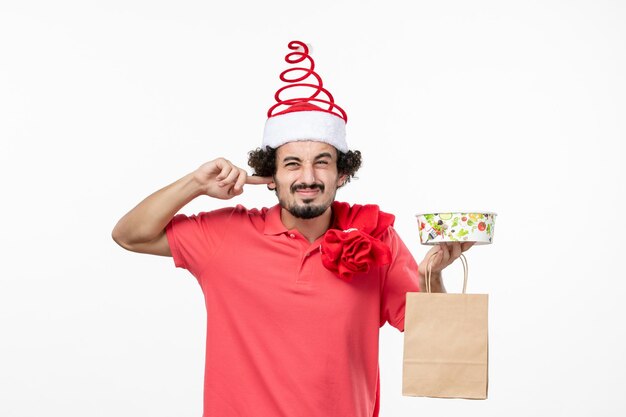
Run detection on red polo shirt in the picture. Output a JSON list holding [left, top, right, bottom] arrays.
[[165, 203, 420, 417]]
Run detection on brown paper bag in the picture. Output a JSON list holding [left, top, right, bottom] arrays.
[[402, 253, 488, 399]]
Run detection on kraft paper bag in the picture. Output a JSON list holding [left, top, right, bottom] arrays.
[[402, 253, 488, 399]]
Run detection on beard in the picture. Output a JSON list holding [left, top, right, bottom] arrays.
[[277, 182, 334, 219], [284, 201, 329, 219]]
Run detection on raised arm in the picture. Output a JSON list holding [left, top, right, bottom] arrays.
[[111, 158, 271, 256]]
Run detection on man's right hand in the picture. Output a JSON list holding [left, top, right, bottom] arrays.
[[193, 158, 273, 200]]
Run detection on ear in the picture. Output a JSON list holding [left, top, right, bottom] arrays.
[[337, 174, 348, 187], [267, 178, 277, 191]]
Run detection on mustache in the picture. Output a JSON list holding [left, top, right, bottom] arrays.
[[291, 183, 325, 193]]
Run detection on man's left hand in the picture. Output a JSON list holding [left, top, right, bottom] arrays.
[[418, 242, 475, 293], [421, 241, 476, 275]]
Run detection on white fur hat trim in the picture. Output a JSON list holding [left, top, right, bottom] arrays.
[[262, 110, 348, 152]]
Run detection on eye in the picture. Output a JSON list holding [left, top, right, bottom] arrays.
[[285, 162, 300, 168], [316, 160, 329, 166]]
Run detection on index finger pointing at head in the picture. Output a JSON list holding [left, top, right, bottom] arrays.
[[245, 175, 273, 185]]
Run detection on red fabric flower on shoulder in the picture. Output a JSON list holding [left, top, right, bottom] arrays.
[[321, 202, 395, 281]]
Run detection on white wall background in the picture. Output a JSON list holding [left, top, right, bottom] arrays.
[[1, 0, 624, 415]]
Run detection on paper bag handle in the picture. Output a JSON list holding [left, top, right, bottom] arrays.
[[425, 251, 468, 294]]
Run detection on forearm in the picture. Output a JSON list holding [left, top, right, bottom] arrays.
[[112, 172, 203, 245], [419, 270, 447, 293]]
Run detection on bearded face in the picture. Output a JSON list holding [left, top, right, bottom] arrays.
[[272, 141, 345, 219]]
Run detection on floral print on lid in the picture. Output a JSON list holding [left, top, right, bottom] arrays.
[[416, 212, 497, 245]]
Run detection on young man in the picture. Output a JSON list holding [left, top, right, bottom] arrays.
[[112, 41, 473, 417]]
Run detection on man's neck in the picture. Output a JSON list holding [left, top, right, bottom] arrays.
[[280, 207, 333, 243]]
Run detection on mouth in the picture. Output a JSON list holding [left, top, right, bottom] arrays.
[[295, 188, 321, 197]]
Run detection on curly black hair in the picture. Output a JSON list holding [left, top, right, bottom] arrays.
[[248, 145, 362, 188]]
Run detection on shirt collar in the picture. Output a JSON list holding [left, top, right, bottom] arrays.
[[263, 204, 288, 235], [263, 203, 346, 236]]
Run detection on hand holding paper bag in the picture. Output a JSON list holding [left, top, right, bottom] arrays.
[[420, 241, 476, 275], [418, 242, 475, 292]]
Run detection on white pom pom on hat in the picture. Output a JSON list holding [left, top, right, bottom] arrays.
[[262, 40, 348, 153]]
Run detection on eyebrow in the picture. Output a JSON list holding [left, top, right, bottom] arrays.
[[282, 152, 334, 163], [315, 152, 333, 160]]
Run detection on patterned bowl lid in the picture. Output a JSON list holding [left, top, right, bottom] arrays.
[[415, 212, 497, 245]]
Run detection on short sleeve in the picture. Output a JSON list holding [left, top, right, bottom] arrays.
[[379, 227, 421, 332], [165, 206, 237, 278]]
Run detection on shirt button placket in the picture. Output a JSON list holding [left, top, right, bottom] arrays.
[[289, 232, 307, 286], [298, 244, 319, 286]]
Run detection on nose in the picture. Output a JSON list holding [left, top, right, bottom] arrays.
[[300, 162, 316, 185]]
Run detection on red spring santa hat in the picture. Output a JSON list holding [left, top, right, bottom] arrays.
[[262, 40, 348, 152]]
